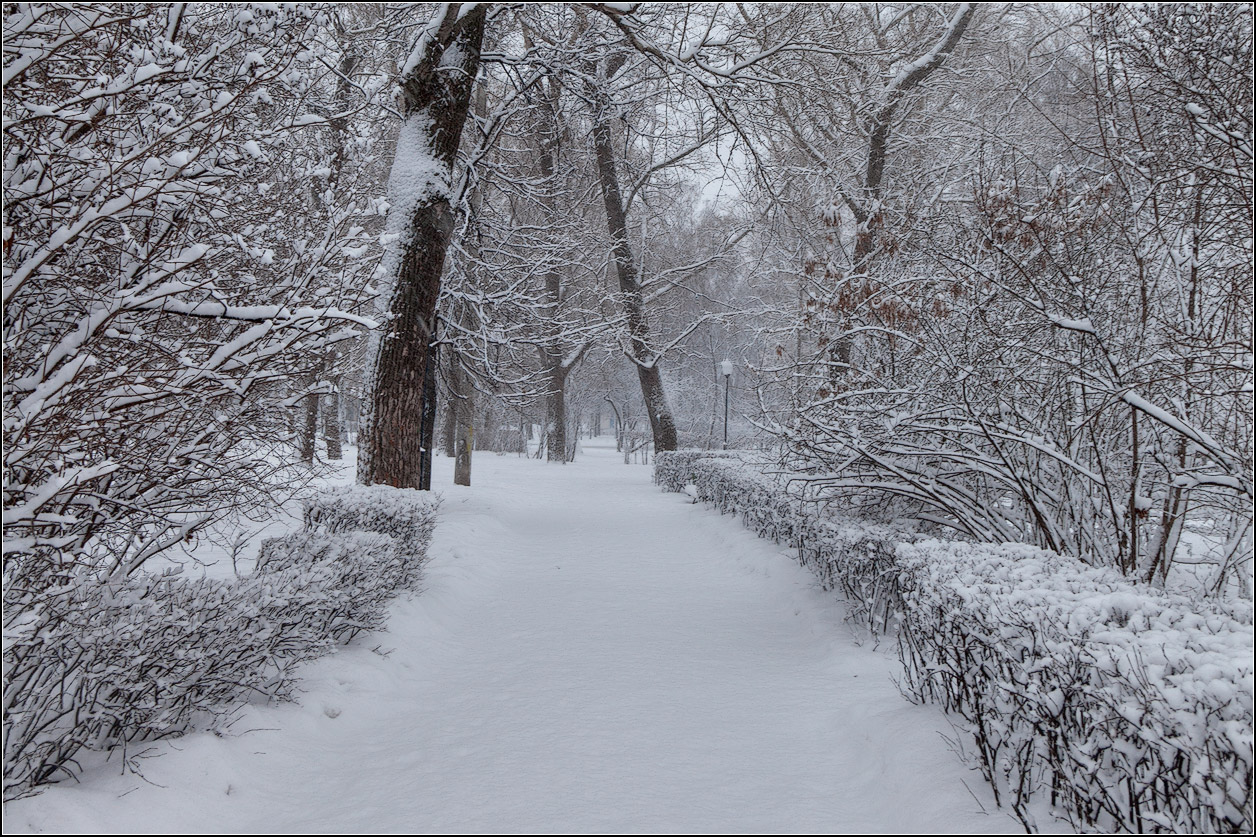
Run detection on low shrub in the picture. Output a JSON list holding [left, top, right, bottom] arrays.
[[3, 485, 438, 800], [652, 449, 744, 493], [658, 455, 1254, 833], [895, 541, 1253, 833], [303, 484, 440, 551]]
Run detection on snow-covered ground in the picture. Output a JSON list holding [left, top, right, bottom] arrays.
[[7, 438, 1033, 834]]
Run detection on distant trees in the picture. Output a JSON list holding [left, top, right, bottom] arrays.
[[421, 4, 743, 468]]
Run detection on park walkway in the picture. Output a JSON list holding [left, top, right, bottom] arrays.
[[8, 439, 1021, 834]]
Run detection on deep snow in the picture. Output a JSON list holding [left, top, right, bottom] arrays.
[[7, 438, 1028, 834]]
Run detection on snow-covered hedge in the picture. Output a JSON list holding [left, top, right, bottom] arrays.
[[652, 449, 744, 493], [657, 454, 1254, 833], [896, 541, 1252, 833], [3, 486, 438, 801], [796, 516, 922, 636], [658, 452, 918, 635], [303, 484, 439, 551]]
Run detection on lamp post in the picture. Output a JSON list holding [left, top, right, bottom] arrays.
[[720, 359, 733, 449]]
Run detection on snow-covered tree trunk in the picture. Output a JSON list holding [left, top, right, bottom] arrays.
[[322, 380, 343, 461], [300, 387, 319, 464], [589, 72, 678, 454], [443, 352, 459, 458], [545, 363, 568, 463], [358, 4, 487, 488], [535, 79, 573, 463], [419, 338, 439, 490], [453, 374, 473, 487], [830, 2, 976, 379]]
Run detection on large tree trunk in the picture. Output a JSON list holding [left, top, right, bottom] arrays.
[[588, 81, 678, 454], [357, 5, 486, 488]]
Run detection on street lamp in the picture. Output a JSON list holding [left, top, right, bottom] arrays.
[[720, 359, 733, 449]]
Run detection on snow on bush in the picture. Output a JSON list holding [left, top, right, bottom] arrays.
[[303, 484, 440, 553], [3, 486, 438, 801], [658, 452, 919, 634], [796, 516, 924, 636], [657, 454, 1254, 833], [895, 541, 1253, 833], [652, 450, 744, 493], [255, 530, 415, 644]]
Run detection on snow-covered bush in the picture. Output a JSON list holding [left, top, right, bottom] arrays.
[[3, 487, 438, 801], [653, 450, 745, 493], [895, 541, 1253, 833], [795, 516, 922, 636], [3, 5, 393, 800], [658, 455, 1254, 833], [302, 485, 441, 552], [255, 530, 414, 643]]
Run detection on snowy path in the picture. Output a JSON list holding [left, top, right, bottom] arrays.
[[8, 439, 1021, 834]]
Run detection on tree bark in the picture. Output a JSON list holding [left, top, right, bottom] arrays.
[[531, 77, 575, 463], [445, 334, 474, 484], [357, 4, 486, 488], [419, 336, 438, 490], [322, 379, 342, 460], [443, 349, 458, 457], [605, 396, 624, 451], [315, 15, 357, 464], [588, 78, 678, 453], [545, 363, 568, 462], [300, 387, 319, 464], [454, 384, 473, 486]]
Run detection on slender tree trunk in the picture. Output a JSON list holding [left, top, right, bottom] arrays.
[[323, 380, 342, 460], [315, 16, 357, 462], [443, 346, 459, 457], [446, 84, 489, 480], [445, 329, 474, 485], [605, 397, 624, 451], [531, 77, 575, 463], [454, 379, 473, 486], [481, 401, 498, 452], [545, 363, 567, 462], [358, 5, 486, 488], [443, 390, 457, 456], [300, 387, 318, 464], [419, 336, 438, 490], [589, 83, 678, 453], [831, 4, 975, 381]]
